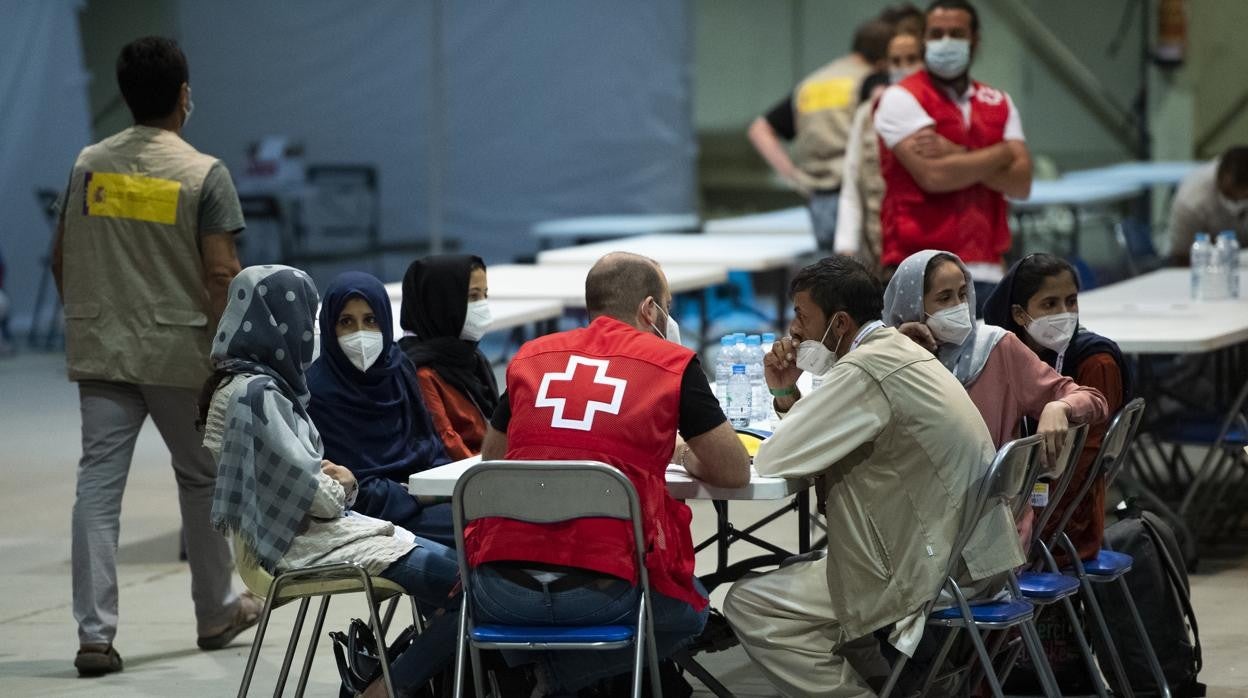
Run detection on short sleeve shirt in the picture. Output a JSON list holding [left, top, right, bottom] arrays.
[[874, 83, 1025, 149]]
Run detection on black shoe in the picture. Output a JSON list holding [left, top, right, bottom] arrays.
[[75, 643, 123, 677], [684, 609, 737, 655]]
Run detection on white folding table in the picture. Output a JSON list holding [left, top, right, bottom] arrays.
[[701, 207, 812, 236], [1060, 160, 1201, 188], [1078, 268, 1248, 552], [536, 233, 817, 331], [1010, 179, 1144, 259], [386, 263, 726, 309], [531, 213, 701, 249], [387, 296, 562, 338]]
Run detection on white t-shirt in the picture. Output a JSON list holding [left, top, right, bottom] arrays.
[[873, 82, 1025, 149], [872, 80, 1025, 282]]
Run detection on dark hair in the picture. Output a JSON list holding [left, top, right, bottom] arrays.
[[858, 72, 891, 103], [879, 3, 925, 36], [196, 369, 232, 432], [585, 252, 665, 321], [468, 256, 487, 274], [790, 256, 883, 325], [926, 0, 979, 34], [1217, 145, 1248, 190], [922, 252, 961, 294], [1009, 253, 1080, 310], [116, 36, 189, 122], [852, 20, 896, 65]]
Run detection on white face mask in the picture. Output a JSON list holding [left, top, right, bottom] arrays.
[[795, 314, 843, 376], [925, 37, 971, 80], [648, 300, 682, 346], [1219, 193, 1248, 218], [926, 302, 973, 346], [889, 64, 922, 84], [183, 86, 194, 127], [460, 300, 493, 341], [1023, 311, 1078, 354], [339, 330, 383, 373]]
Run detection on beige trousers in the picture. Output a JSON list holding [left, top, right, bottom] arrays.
[[724, 556, 891, 698]]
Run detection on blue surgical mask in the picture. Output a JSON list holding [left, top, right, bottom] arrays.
[[925, 38, 971, 80]]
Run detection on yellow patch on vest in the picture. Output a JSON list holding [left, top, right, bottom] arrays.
[[796, 77, 855, 114], [84, 171, 181, 225]]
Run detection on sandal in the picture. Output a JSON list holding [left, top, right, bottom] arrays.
[[197, 590, 263, 650], [75, 643, 123, 677]]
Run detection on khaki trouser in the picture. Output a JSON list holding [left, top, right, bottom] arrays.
[[72, 381, 239, 644], [724, 556, 890, 698]]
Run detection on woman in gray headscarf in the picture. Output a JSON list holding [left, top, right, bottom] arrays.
[[202, 265, 460, 696], [882, 250, 1107, 465]]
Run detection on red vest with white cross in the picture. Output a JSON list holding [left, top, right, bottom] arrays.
[[878, 70, 1012, 267], [465, 316, 706, 610]]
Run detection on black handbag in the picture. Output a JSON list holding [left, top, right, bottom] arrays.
[[330, 618, 417, 696]]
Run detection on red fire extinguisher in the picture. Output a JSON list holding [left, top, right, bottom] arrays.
[[1155, 0, 1186, 67]]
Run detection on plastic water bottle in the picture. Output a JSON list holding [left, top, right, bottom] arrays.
[[726, 364, 751, 428], [1190, 232, 1214, 300], [1216, 231, 1241, 299], [761, 332, 776, 348], [732, 333, 747, 365], [746, 335, 767, 424], [714, 336, 734, 401]]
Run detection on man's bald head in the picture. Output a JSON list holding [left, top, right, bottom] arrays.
[[585, 252, 670, 324]]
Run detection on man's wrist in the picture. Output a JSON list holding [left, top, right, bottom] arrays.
[[769, 385, 798, 397]]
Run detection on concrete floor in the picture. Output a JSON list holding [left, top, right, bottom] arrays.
[[2, 350, 1246, 697]]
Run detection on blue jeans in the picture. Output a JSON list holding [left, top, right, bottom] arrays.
[[807, 191, 840, 252], [470, 564, 709, 693], [376, 539, 462, 691]]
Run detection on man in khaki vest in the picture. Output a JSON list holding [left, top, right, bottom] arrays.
[[747, 20, 893, 250], [52, 36, 256, 676], [724, 257, 1023, 697]]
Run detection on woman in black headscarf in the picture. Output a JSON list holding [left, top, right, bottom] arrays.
[[398, 255, 500, 459], [982, 253, 1133, 563], [306, 271, 453, 546]]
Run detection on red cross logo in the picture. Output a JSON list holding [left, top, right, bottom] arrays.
[[534, 355, 627, 431]]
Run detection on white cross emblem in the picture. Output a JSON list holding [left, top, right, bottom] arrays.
[[534, 355, 627, 431]]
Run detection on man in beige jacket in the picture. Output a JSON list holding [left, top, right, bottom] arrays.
[[724, 256, 1023, 697]]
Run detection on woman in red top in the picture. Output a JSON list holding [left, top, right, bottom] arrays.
[[398, 255, 499, 459], [983, 253, 1131, 563]]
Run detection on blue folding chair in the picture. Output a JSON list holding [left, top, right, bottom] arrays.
[[1044, 398, 1173, 698], [1009, 423, 1112, 696], [451, 461, 662, 698], [881, 434, 1061, 698]]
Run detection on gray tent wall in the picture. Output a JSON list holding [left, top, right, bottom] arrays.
[[176, 0, 697, 275], [0, 0, 93, 337]]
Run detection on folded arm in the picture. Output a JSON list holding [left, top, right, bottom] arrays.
[[892, 127, 1015, 193]]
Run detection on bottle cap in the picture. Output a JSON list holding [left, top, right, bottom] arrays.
[[1195, 232, 1210, 241], [721, 336, 734, 346], [732, 364, 746, 374], [762, 332, 776, 343], [746, 334, 761, 345]]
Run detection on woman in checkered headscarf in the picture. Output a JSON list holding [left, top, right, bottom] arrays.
[[203, 265, 462, 694]]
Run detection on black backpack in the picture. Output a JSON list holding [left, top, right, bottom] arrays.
[[1093, 504, 1205, 698]]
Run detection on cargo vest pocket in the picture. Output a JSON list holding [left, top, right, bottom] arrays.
[[153, 307, 207, 327]]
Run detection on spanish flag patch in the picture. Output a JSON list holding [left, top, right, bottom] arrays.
[[83, 171, 181, 225]]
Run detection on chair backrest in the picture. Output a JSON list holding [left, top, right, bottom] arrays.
[[1097, 398, 1147, 490], [451, 460, 650, 598], [944, 434, 1045, 581], [232, 532, 275, 597], [1029, 422, 1091, 547], [1045, 398, 1146, 547]]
